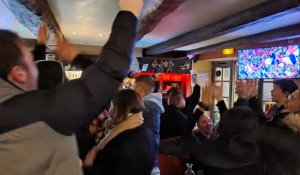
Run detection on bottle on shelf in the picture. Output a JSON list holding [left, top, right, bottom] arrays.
[[184, 163, 195, 175]]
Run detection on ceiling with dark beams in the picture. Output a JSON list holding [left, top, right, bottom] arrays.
[[1, 0, 300, 57]]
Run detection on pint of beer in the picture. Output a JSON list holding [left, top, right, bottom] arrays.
[[265, 102, 276, 112], [265, 102, 277, 119]]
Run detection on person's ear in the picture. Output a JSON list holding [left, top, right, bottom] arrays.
[[283, 91, 289, 98], [9, 66, 27, 83], [136, 86, 142, 95]]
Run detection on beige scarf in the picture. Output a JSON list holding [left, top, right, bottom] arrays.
[[282, 112, 300, 133], [97, 112, 144, 150]]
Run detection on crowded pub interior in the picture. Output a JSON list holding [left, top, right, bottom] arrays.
[[0, 0, 300, 175]]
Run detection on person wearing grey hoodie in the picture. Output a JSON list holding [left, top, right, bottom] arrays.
[[133, 75, 165, 175]]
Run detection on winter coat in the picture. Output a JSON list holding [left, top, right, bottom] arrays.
[[260, 112, 300, 175], [160, 105, 189, 155], [219, 98, 300, 175], [184, 105, 262, 175], [93, 125, 155, 175], [160, 105, 188, 139], [183, 84, 200, 117]]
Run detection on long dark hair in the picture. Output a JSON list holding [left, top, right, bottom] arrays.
[[110, 89, 144, 125]]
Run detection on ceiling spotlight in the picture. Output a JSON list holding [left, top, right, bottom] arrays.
[[187, 54, 194, 59], [72, 32, 76, 35], [18, 27, 25, 33], [98, 34, 103, 37]]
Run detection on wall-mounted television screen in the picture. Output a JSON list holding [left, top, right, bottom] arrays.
[[238, 45, 300, 79]]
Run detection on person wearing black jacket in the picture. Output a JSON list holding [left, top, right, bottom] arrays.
[[217, 81, 300, 175], [93, 89, 155, 175], [258, 88, 300, 175], [234, 79, 297, 126], [183, 84, 200, 117], [0, 1, 143, 174], [264, 79, 297, 127], [159, 88, 189, 175], [183, 83, 261, 175], [133, 75, 165, 175]]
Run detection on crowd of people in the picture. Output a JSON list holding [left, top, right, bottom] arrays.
[[0, 0, 300, 175], [238, 45, 300, 79]]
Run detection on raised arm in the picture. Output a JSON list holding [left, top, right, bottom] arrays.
[[184, 84, 200, 116], [213, 84, 228, 117], [247, 80, 265, 123], [185, 83, 212, 136], [33, 23, 47, 61], [234, 80, 264, 122], [0, 0, 143, 135]]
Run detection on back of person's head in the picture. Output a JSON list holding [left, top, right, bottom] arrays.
[[167, 87, 180, 97], [134, 75, 155, 97], [153, 81, 160, 93], [273, 79, 298, 95], [218, 106, 259, 141], [35, 60, 65, 90], [110, 89, 144, 125], [168, 88, 185, 108], [0, 30, 24, 80]]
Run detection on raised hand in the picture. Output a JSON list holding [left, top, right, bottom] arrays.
[[119, 0, 143, 17], [235, 80, 248, 99], [54, 37, 78, 62], [213, 84, 223, 102], [37, 22, 48, 45], [201, 82, 214, 107], [247, 80, 258, 98]]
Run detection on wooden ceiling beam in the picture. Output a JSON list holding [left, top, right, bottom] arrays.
[[187, 23, 300, 55], [142, 50, 187, 59], [145, 0, 300, 55], [138, 0, 186, 40]]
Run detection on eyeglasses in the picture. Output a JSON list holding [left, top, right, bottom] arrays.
[[288, 94, 296, 102]]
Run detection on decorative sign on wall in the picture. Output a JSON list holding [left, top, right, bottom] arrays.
[[137, 57, 192, 74]]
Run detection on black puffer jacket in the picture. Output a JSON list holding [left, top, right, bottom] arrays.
[[93, 126, 155, 175], [260, 112, 300, 175]]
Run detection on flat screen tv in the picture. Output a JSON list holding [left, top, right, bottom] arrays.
[[238, 45, 300, 79]]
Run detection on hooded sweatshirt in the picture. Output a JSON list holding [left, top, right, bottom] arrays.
[[143, 92, 165, 168]]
